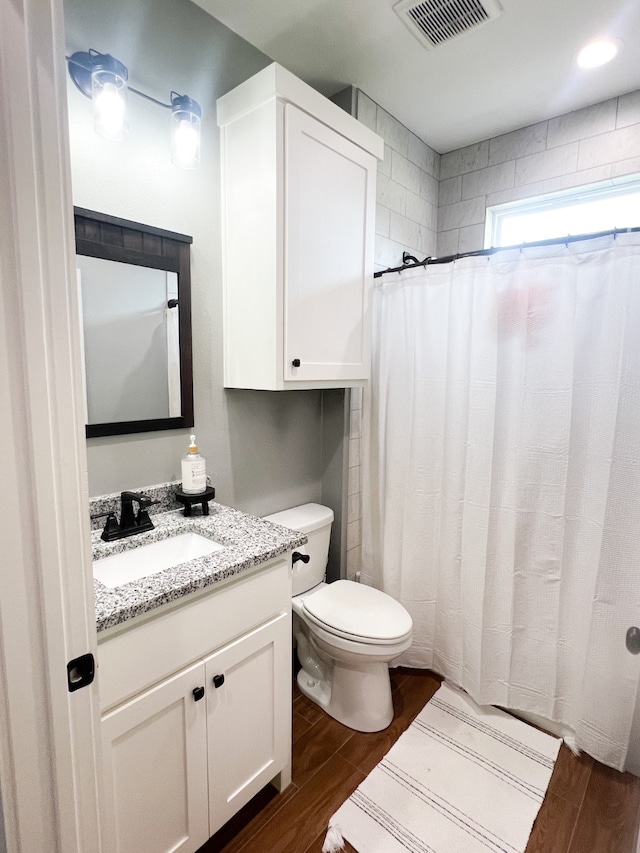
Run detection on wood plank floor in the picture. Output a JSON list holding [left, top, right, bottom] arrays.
[[198, 668, 640, 853]]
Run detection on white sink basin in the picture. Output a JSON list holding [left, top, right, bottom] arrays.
[[94, 532, 225, 589]]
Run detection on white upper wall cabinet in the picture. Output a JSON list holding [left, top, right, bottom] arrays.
[[218, 63, 384, 390]]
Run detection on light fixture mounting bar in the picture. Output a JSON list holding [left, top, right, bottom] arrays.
[[65, 49, 202, 168], [67, 52, 173, 109]]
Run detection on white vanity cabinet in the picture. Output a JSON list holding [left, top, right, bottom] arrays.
[[98, 558, 291, 853], [204, 614, 290, 830], [217, 63, 384, 391], [101, 660, 209, 853]]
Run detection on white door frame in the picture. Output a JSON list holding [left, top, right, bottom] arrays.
[[0, 0, 103, 850]]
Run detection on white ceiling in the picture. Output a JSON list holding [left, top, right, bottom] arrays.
[[193, 0, 640, 153]]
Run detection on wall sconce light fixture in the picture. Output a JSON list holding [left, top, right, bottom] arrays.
[[66, 50, 202, 169], [171, 94, 201, 170]]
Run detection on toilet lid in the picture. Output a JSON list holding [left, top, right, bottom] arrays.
[[302, 580, 412, 643]]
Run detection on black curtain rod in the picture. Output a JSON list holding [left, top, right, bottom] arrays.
[[373, 226, 640, 278]]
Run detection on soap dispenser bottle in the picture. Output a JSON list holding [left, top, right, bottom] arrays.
[[181, 434, 207, 494]]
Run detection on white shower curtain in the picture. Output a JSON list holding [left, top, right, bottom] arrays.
[[362, 232, 640, 771]]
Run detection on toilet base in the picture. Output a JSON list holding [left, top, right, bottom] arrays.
[[296, 657, 394, 733], [296, 666, 331, 710]]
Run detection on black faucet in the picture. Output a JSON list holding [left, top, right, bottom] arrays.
[[93, 491, 159, 542]]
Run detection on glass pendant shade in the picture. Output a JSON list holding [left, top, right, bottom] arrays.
[[68, 50, 202, 164], [171, 95, 201, 169], [91, 55, 129, 141]]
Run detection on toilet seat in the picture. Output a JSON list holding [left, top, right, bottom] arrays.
[[301, 580, 412, 645]]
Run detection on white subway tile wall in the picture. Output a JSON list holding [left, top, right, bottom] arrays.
[[437, 91, 640, 255], [349, 88, 640, 579], [349, 92, 441, 578], [546, 99, 617, 149], [356, 91, 440, 273], [487, 121, 548, 166], [346, 386, 363, 580], [617, 90, 640, 129], [440, 141, 489, 181]]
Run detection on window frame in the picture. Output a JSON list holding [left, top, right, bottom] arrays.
[[485, 176, 640, 249]]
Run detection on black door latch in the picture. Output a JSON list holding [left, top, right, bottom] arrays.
[[67, 653, 95, 692]]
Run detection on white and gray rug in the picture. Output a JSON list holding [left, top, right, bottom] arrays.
[[323, 682, 561, 853]]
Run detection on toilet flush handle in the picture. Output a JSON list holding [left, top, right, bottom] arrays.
[[292, 551, 310, 565]]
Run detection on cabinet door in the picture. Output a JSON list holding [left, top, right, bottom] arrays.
[[101, 661, 209, 853], [284, 103, 376, 383], [205, 613, 291, 835]]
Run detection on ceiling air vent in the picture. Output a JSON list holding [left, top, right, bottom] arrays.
[[394, 0, 503, 50]]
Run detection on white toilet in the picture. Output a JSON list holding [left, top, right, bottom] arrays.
[[263, 503, 412, 732]]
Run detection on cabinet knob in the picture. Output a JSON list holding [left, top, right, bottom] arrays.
[[192, 686, 205, 701], [627, 626, 640, 654], [291, 358, 301, 368], [213, 674, 225, 689]]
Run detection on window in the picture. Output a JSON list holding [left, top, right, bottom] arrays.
[[485, 178, 640, 248]]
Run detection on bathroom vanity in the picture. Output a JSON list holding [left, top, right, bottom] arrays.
[[92, 498, 305, 853]]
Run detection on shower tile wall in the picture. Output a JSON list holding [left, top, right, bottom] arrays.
[[346, 386, 363, 580], [437, 89, 640, 256], [348, 87, 640, 581], [347, 92, 440, 579], [355, 91, 441, 273]]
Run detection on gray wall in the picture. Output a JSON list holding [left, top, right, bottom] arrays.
[[64, 0, 331, 518], [437, 90, 640, 256]]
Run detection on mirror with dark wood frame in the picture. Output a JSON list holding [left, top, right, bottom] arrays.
[[74, 207, 194, 438]]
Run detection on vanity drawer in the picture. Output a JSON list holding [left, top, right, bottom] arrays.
[[97, 557, 291, 711]]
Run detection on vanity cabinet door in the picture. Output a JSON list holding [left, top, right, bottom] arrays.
[[101, 661, 209, 853], [205, 612, 291, 835], [284, 104, 376, 385]]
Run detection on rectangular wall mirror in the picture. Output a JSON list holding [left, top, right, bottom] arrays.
[[74, 208, 194, 438]]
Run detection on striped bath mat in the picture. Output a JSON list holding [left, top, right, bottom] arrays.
[[323, 682, 561, 853]]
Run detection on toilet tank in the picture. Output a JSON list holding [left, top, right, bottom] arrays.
[[263, 503, 334, 596]]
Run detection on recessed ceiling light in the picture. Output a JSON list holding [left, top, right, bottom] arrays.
[[576, 38, 622, 69]]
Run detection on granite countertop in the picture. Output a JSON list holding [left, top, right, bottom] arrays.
[[92, 502, 306, 633]]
